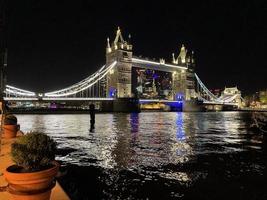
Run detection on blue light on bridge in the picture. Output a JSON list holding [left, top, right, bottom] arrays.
[[109, 87, 117, 98], [152, 73, 159, 79], [175, 93, 184, 102], [50, 102, 57, 109], [166, 101, 183, 111], [163, 93, 184, 111]]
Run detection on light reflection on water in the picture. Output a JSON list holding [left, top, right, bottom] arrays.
[[16, 112, 265, 197], [17, 112, 260, 168], [18, 112, 258, 168]]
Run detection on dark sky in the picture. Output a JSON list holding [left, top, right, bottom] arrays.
[[5, 0, 267, 94]]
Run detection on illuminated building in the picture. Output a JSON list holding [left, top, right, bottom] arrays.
[[259, 90, 267, 104], [258, 90, 267, 108], [105, 27, 196, 101], [106, 27, 133, 98], [221, 87, 242, 108]]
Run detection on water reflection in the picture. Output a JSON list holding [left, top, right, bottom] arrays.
[[112, 114, 133, 168], [130, 112, 139, 135], [176, 112, 186, 141], [16, 112, 263, 169], [169, 112, 193, 164], [14, 112, 267, 199]]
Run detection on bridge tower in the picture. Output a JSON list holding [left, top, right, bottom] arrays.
[[105, 27, 133, 98], [186, 50, 196, 100], [172, 45, 196, 101]]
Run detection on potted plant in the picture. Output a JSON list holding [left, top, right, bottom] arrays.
[[2, 114, 20, 138], [4, 132, 59, 200]]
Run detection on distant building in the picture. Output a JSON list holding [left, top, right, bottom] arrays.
[[258, 90, 267, 108], [105, 27, 196, 100], [222, 87, 241, 96], [221, 87, 242, 108], [259, 90, 267, 104]]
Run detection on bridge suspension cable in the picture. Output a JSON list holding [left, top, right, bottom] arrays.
[[194, 73, 241, 106], [4, 62, 241, 106], [5, 85, 36, 97], [194, 73, 218, 101], [44, 61, 117, 97]]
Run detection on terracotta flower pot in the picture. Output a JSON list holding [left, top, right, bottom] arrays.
[[3, 124, 19, 139], [4, 161, 59, 200]]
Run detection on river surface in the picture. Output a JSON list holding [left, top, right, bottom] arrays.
[[16, 112, 267, 200]]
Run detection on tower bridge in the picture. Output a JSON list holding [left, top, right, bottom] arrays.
[[1, 27, 242, 111]]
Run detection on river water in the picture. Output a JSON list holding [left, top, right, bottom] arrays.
[[17, 112, 267, 200]]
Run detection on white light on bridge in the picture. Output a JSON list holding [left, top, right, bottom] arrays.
[[132, 58, 187, 70], [5, 89, 36, 96], [42, 97, 114, 101], [44, 61, 117, 97], [4, 97, 39, 101], [6, 85, 36, 96]]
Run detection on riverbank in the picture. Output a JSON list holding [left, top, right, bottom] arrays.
[[0, 136, 70, 200]]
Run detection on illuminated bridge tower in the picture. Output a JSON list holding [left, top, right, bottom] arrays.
[[172, 45, 196, 101], [106, 27, 133, 98], [186, 50, 196, 100]]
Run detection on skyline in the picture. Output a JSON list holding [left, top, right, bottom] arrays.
[[4, 0, 267, 94]]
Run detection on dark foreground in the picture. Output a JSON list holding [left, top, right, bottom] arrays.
[[56, 150, 267, 200]]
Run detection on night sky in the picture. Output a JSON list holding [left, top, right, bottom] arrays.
[[5, 0, 267, 95]]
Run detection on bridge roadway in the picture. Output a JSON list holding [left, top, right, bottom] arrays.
[[4, 97, 181, 104], [4, 97, 238, 105], [131, 57, 187, 72], [4, 97, 239, 112]]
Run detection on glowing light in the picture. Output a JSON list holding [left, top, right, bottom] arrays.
[[5, 89, 36, 96], [139, 99, 181, 103], [108, 87, 116, 98], [4, 97, 39, 101], [42, 97, 114, 101], [132, 58, 187, 70], [176, 112, 186, 141], [159, 58, 165, 64], [44, 61, 117, 97], [5, 85, 36, 96], [175, 93, 184, 101]]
